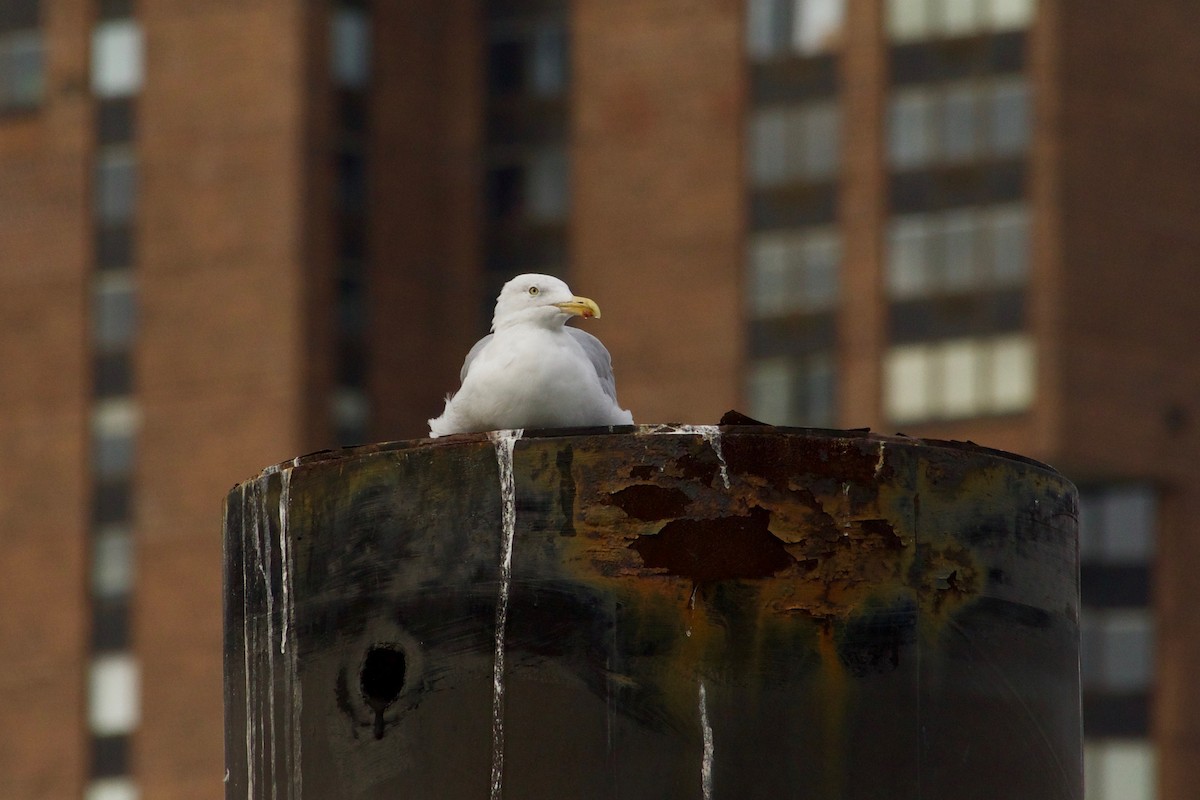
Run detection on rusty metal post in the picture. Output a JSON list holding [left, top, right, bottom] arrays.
[[224, 426, 1081, 799]]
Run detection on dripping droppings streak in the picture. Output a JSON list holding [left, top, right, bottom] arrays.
[[699, 682, 714, 800], [488, 429, 523, 800], [278, 472, 290, 656], [242, 484, 256, 800]]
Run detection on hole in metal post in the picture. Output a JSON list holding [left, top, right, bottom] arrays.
[[360, 644, 407, 739]]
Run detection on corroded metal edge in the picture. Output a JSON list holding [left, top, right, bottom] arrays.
[[243, 422, 1064, 489]]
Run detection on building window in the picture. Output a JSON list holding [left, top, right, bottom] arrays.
[[525, 147, 569, 223], [749, 100, 840, 186], [94, 351, 134, 398], [1080, 484, 1157, 564], [748, 353, 836, 427], [489, 18, 569, 99], [331, 6, 370, 88], [1084, 740, 1155, 800], [95, 147, 137, 226], [0, 29, 43, 111], [886, 0, 1035, 42], [93, 273, 138, 351], [91, 399, 138, 478], [886, 204, 1029, 298], [89, 734, 131, 780], [1079, 481, 1157, 799], [747, 0, 845, 60], [748, 227, 840, 316], [85, 777, 139, 800], [530, 22, 567, 96], [888, 78, 1031, 169], [332, 387, 369, 446], [91, 19, 144, 99], [1, 0, 41, 110], [92, 525, 134, 599], [989, 76, 1032, 155], [884, 333, 1034, 423], [88, 654, 140, 736], [1082, 610, 1154, 693]]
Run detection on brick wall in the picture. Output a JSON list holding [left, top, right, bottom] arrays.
[[135, 2, 308, 796], [0, 0, 92, 795], [571, 0, 746, 425]]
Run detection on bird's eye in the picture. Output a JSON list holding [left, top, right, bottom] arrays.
[[528, 286, 540, 296]]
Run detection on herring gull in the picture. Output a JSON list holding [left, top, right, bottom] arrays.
[[428, 273, 635, 437]]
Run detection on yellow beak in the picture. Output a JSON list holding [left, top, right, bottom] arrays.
[[553, 296, 601, 319]]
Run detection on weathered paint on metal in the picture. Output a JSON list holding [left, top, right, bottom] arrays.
[[224, 425, 1081, 799]]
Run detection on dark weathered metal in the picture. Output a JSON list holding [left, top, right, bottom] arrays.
[[224, 425, 1081, 799]]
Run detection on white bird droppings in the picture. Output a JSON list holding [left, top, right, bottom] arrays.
[[699, 681, 714, 800], [488, 429, 523, 800]]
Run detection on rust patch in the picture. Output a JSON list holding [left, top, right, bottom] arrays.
[[726, 435, 896, 490], [609, 485, 692, 521], [675, 451, 720, 486], [629, 464, 659, 480], [859, 518, 905, 550], [628, 507, 794, 583], [914, 543, 983, 619]]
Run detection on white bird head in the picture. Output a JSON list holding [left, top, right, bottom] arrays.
[[492, 273, 601, 331]]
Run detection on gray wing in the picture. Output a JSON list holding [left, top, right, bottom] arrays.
[[460, 333, 493, 383], [567, 327, 620, 403]]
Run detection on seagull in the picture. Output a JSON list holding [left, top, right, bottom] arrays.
[[428, 274, 635, 437]]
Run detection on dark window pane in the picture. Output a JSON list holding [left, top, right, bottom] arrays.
[[336, 150, 367, 212], [91, 734, 130, 778], [336, 89, 367, 134], [489, 39, 525, 94], [890, 162, 1026, 214], [889, 289, 1025, 343], [487, 165, 524, 219], [98, 0, 134, 20], [97, 97, 135, 144], [92, 597, 131, 652], [1082, 693, 1151, 738], [890, 32, 1026, 87], [336, 215, 365, 261], [748, 313, 838, 359], [988, 31, 1027, 73], [1081, 565, 1152, 608], [750, 55, 838, 105], [750, 184, 838, 230], [0, 0, 39, 32], [336, 338, 367, 387], [96, 225, 134, 270], [93, 479, 132, 525], [94, 352, 133, 398], [338, 276, 366, 335]]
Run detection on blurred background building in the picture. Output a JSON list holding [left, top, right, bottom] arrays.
[[1, 0, 1197, 798]]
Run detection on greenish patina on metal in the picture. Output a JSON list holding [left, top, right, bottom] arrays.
[[225, 425, 1080, 799]]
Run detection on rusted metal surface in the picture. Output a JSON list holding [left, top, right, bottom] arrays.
[[224, 425, 1081, 799]]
